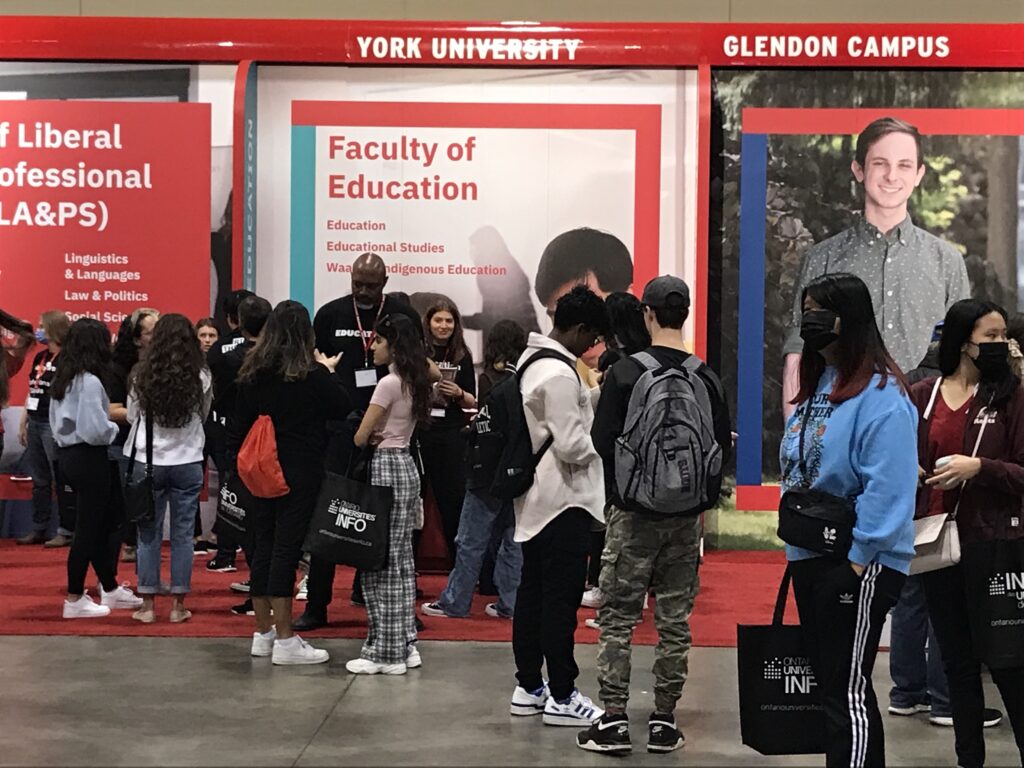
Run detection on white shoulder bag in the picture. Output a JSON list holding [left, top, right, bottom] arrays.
[[910, 379, 988, 575]]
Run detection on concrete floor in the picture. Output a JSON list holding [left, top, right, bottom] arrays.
[[0, 638, 1019, 766]]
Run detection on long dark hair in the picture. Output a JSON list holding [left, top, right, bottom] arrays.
[[424, 298, 469, 364], [378, 313, 432, 422], [939, 299, 1019, 407], [132, 314, 206, 428], [484, 320, 527, 371], [51, 319, 112, 401], [604, 292, 651, 356], [111, 308, 158, 376], [238, 300, 314, 383], [793, 273, 907, 405]]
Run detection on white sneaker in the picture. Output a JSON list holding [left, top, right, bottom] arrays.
[[63, 593, 111, 619], [543, 689, 604, 727], [296, 574, 308, 601], [271, 635, 329, 665], [345, 658, 407, 675], [581, 587, 603, 608], [251, 627, 277, 657], [510, 683, 550, 716], [406, 644, 422, 669], [100, 584, 144, 610]]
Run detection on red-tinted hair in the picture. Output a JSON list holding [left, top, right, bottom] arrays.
[[793, 273, 908, 406]]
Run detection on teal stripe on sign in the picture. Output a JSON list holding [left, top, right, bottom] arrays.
[[290, 125, 316, 312]]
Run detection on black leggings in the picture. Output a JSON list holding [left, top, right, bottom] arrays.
[[58, 444, 118, 596], [419, 429, 467, 564], [249, 478, 321, 598], [924, 564, 1024, 768]]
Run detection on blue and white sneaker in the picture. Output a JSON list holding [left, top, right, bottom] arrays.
[[510, 683, 550, 716], [543, 689, 603, 727]]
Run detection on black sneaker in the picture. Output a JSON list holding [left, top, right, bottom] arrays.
[[206, 555, 237, 573], [576, 712, 631, 754], [193, 540, 215, 554], [293, 611, 327, 631], [230, 599, 254, 616], [647, 712, 684, 753]]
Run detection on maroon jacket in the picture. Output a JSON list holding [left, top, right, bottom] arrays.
[[911, 377, 1024, 543]]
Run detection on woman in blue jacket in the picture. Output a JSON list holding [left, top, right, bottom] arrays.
[[781, 273, 918, 768]]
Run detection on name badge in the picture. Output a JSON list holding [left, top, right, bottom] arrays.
[[355, 368, 378, 388], [430, 408, 447, 419], [25, 396, 40, 412]]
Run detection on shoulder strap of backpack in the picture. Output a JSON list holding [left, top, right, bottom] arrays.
[[631, 351, 660, 372], [515, 348, 578, 469], [516, 348, 579, 381]]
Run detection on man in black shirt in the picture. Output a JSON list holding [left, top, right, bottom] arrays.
[[205, 294, 269, 576], [580, 276, 732, 755], [294, 252, 421, 631]]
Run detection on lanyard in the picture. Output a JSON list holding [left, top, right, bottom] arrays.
[[353, 296, 385, 367]]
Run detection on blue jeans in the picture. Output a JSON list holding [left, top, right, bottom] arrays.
[[437, 490, 522, 617], [135, 462, 203, 595], [889, 573, 951, 717], [25, 417, 72, 536]]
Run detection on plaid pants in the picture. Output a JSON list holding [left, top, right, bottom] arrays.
[[360, 448, 420, 664]]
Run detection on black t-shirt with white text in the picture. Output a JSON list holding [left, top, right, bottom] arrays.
[[313, 294, 422, 413], [25, 348, 57, 420]]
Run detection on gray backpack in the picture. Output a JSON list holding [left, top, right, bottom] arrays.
[[614, 352, 722, 515]]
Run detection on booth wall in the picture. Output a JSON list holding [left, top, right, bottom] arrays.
[[0, 0, 1022, 22]]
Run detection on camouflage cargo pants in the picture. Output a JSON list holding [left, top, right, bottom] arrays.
[[596, 505, 701, 713]]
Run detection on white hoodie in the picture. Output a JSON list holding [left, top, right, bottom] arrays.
[[513, 333, 604, 542]]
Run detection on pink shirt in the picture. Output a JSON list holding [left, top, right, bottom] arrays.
[[370, 372, 416, 449]]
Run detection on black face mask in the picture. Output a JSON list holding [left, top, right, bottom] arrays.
[[972, 341, 1011, 381], [800, 309, 839, 351]]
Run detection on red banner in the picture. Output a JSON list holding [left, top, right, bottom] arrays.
[[0, 18, 1023, 69], [0, 100, 210, 379]]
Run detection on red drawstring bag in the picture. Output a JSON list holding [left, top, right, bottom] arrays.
[[237, 415, 290, 499]]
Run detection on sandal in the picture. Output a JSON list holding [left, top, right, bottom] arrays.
[[169, 609, 192, 624], [132, 608, 156, 624]]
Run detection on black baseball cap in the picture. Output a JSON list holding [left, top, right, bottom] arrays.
[[641, 276, 690, 310]]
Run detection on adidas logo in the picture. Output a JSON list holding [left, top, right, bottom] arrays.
[[839, 593, 854, 605], [822, 527, 837, 544]]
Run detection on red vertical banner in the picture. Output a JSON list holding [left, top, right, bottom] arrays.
[[0, 100, 211, 341]]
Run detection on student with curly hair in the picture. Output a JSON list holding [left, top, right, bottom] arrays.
[[347, 313, 436, 675], [108, 307, 159, 563], [126, 314, 213, 624]]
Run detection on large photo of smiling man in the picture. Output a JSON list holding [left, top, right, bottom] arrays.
[[781, 116, 971, 417]]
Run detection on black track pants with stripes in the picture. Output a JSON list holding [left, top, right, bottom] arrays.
[[791, 558, 906, 768]]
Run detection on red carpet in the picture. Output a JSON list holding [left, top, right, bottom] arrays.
[[0, 541, 787, 646]]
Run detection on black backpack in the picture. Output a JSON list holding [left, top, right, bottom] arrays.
[[476, 349, 577, 500]]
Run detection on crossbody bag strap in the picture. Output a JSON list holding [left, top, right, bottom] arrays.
[[952, 395, 992, 520], [797, 395, 815, 486], [144, 408, 154, 479]]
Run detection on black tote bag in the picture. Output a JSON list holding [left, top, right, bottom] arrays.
[[215, 471, 254, 537], [962, 536, 1024, 670], [123, 410, 155, 524], [303, 469, 393, 572], [737, 566, 825, 755]]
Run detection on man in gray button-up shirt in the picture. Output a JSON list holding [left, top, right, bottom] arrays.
[[782, 117, 971, 417]]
